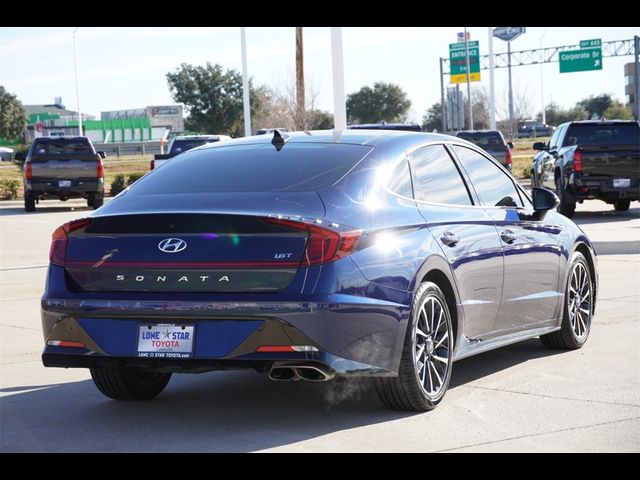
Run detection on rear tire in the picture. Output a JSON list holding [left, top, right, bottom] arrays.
[[90, 367, 171, 400], [374, 281, 454, 411], [91, 194, 104, 209], [614, 199, 630, 211], [556, 177, 576, 218], [24, 195, 36, 212], [540, 252, 593, 350]]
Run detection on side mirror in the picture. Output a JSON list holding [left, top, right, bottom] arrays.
[[531, 187, 559, 220], [507, 141, 514, 149], [14, 152, 25, 162], [97, 151, 106, 159], [533, 141, 547, 151]]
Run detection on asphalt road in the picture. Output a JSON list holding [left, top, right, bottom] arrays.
[[1, 198, 639, 452]]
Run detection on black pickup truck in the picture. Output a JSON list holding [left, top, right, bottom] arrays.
[[531, 120, 639, 218], [16, 136, 105, 212]]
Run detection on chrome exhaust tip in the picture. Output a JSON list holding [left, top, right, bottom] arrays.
[[294, 366, 335, 382], [268, 367, 298, 381]]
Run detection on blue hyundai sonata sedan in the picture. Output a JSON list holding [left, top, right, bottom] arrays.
[[41, 130, 597, 411]]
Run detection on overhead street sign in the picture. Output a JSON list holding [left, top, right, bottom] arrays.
[[449, 41, 480, 84], [559, 39, 603, 73], [493, 27, 526, 42]]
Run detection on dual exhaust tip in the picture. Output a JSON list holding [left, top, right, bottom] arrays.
[[268, 364, 335, 382]]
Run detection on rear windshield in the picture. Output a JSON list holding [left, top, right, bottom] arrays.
[[132, 143, 373, 193], [31, 138, 93, 156], [456, 132, 505, 148], [564, 123, 640, 146], [170, 139, 218, 154]]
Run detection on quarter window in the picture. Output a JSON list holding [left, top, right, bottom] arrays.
[[452, 146, 523, 208], [409, 145, 472, 205], [387, 159, 413, 198]]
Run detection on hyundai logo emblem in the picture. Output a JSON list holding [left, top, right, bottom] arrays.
[[158, 238, 187, 253]]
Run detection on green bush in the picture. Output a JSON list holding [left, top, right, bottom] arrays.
[[0, 179, 20, 200], [110, 175, 127, 196], [127, 173, 144, 185], [520, 167, 531, 179]]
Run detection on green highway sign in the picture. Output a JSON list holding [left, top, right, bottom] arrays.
[[449, 41, 480, 83], [580, 38, 601, 48], [559, 46, 603, 73]]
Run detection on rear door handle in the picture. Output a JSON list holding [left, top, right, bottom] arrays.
[[500, 229, 517, 244], [440, 232, 460, 247]]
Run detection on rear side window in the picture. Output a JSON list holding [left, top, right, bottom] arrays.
[[409, 145, 472, 205], [452, 146, 523, 208], [31, 138, 93, 156], [387, 159, 413, 198], [456, 131, 505, 148], [563, 123, 639, 146], [133, 143, 373, 193]]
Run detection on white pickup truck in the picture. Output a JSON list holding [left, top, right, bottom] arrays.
[[151, 134, 232, 169]]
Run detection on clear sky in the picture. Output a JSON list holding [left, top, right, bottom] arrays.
[[1, 26, 638, 123]]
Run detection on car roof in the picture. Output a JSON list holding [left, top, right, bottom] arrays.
[[455, 130, 502, 134], [348, 123, 422, 131], [173, 135, 227, 140], [193, 129, 475, 160]]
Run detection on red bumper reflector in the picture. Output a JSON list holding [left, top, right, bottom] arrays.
[[47, 340, 86, 348], [256, 346, 296, 352]]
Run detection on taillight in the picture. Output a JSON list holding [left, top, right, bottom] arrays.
[[97, 159, 104, 179], [506, 148, 512, 166], [150, 160, 155, 170], [49, 218, 92, 267], [573, 149, 582, 172], [264, 218, 362, 267], [25, 161, 32, 181]]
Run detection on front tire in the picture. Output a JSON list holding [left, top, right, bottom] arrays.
[[540, 252, 593, 350], [90, 367, 172, 400], [614, 199, 630, 211], [375, 282, 454, 411]]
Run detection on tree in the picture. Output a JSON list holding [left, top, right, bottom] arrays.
[[0, 86, 28, 141], [603, 101, 634, 120], [166, 63, 268, 138], [578, 94, 613, 119], [541, 102, 588, 126], [308, 110, 334, 130], [421, 102, 442, 132], [467, 88, 490, 130], [346, 82, 411, 124]]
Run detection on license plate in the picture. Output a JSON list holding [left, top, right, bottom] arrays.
[[137, 324, 195, 358], [613, 178, 630, 188], [58, 180, 71, 187]]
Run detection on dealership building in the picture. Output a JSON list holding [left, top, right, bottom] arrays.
[[19, 98, 184, 143]]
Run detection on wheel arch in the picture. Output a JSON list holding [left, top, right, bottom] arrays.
[[413, 255, 462, 351]]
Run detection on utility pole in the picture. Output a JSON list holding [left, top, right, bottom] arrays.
[[464, 27, 473, 129], [72, 28, 83, 136], [488, 27, 496, 130], [240, 27, 251, 136], [295, 27, 305, 130], [330, 28, 346, 130]]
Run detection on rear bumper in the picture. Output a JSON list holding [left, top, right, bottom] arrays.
[[26, 179, 103, 198], [569, 175, 639, 201], [41, 295, 410, 376]]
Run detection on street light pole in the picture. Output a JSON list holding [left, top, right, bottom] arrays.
[[72, 28, 83, 136], [330, 27, 347, 131], [488, 27, 496, 130], [539, 28, 549, 125], [507, 40, 514, 139], [464, 27, 473, 129], [240, 27, 251, 137]]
